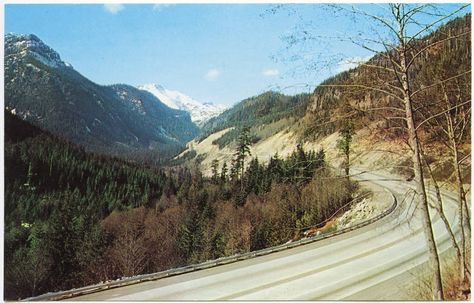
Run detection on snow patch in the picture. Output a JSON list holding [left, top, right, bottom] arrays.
[[6, 33, 66, 69], [130, 98, 146, 115], [6, 107, 17, 115], [26, 63, 41, 72], [138, 83, 227, 125], [30, 51, 64, 68], [20, 110, 42, 120]]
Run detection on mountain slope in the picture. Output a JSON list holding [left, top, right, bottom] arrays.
[[5, 33, 199, 158], [138, 84, 227, 126], [198, 91, 309, 147], [177, 14, 471, 178], [300, 14, 471, 141], [175, 91, 310, 173], [4, 109, 170, 299]]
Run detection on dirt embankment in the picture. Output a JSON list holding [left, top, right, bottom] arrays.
[[178, 122, 411, 176], [179, 121, 469, 196]]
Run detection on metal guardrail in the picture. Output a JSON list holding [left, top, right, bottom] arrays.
[[24, 189, 397, 301]]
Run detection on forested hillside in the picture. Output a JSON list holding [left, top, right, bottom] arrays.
[[5, 33, 199, 161], [301, 14, 471, 144], [4, 111, 356, 300], [200, 91, 309, 148], [4, 110, 159, 297]]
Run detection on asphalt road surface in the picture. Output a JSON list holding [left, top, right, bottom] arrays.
[[72, 169, 463, 300]]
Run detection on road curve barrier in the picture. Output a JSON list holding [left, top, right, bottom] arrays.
[[24, 189, 397, 301]]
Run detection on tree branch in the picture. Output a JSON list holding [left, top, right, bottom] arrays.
[[407, 30, 471, 68], [415, 99, 472, 131], [410, 70, 471, 98], [406, 4, 470, 45], [319, 84, 405, 102]]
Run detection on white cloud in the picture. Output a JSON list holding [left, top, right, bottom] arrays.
[[205, 68, 221, 81], [103, 4, 124, 14], [153, 4, 172, 12], [336, 56, 372, 73], [262, 69, 280, 77]]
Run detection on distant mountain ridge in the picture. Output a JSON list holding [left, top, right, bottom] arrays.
[[138, 83, 227, 126], [5, 33, 199, 158], [300, 14, 471, 140]]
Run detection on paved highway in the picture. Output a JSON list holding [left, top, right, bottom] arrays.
[[72, 169, 463, 300]]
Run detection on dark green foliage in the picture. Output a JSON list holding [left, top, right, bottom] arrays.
[[177, 212, 205, 263], [5, 34, 199, 162], [4, 112, 166, 299], [336, 121, 355, 176], [201, 91, 310, 148], [220, 162, 228, 183], [246, 157, 264, 195], [4, 115, 353, 299], [227, 141, 327, 205], [171, 149, 198, 166], [211, 160, 219, 184], [232, 127, 252, 196], [209, 232, 226, 259]]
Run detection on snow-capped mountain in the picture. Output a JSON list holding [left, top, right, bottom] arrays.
[[138, 84, 227, 126], [6, 33, 72, 69], [5, 33, 199, 155]]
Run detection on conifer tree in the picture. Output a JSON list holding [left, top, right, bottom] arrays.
[[246, 157, 262, 195], [211, 160, 219, 184], [336, 121, 355, 177], [232, 126, 252, 190], [220, 162, 228, 183]]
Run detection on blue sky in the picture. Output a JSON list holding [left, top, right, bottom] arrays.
[[5, 4, 470, 106]]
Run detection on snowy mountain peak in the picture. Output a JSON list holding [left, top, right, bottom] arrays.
[[138, 84, 180, 109], [5, 33, 70, 69], [138, 84, 227, 126]]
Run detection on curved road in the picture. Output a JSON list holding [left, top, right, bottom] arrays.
[[72, 169, 463, 300]]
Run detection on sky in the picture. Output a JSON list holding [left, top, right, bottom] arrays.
[[5, 3, 470, 106]]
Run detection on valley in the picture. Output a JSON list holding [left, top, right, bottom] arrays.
[[3, 5, 471, 301]]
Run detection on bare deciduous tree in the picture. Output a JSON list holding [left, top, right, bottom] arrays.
[[417, 78, 471, 281], [278, 4, 469, 299]]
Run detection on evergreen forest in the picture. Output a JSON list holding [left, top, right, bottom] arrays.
[[4, 111, 356, 299]]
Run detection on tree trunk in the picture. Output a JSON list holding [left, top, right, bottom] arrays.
[[345, 152, 350, 177], [399, 44, 444, 300], [451, 129, 468, 281], [443, 87, 468, 281], [405, 101, 444, 301], [240, 158, 245, 192], [422, 149, 464, 281]]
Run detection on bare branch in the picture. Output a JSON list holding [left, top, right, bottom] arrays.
[[350, 5, 402, 41], [406, 4, 470, 45], [407, 30, 471, 68], [410, 71, 471, 98], [355, 106, 406, 114], [415, 100, 472, 131], [319, 84, 405, 102]]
